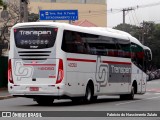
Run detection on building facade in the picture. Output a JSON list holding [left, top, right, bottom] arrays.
[[30, 0, 106, 4], [29, 0, 107, 26]]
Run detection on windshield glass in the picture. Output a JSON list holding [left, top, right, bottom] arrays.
[[14, 27, 58, 49]]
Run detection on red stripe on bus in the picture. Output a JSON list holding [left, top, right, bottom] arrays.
[[102, 61, 131, 65], [67, 58, 96, 63], [24, 64, 56, 66], [67, 58, 131, 65], [49, 76, 56, 78]]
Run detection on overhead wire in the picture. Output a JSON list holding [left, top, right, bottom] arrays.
[[133, 10, 140, 25], [130, 10, 137, 25], [136, 1, 160, 9], [78, 1, 160, 16], [68, 1, 160, 21], [127, 11, 132, 24]]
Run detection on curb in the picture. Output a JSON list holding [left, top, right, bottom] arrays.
[[0, 95, 14, 100], [0, 88, 15, 100], [0, 87, 7, 91]]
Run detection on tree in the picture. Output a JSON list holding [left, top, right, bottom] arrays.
[[139, 22, 160, 68], [0, 0, 7, 10], [0, 0, 20, 55], [113, 23, 140, 40], [0, 0, 4, 6], [149, 23, 160, 68], [28, 13, 39, 22], [0, 0, 6, 56], [0, 0, 3, 6]]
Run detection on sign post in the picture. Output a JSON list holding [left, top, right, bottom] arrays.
[[39, 10, 78, 22]]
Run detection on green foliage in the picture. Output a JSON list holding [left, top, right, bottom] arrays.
[[113, 23, 140, 39], [114, 22, 160, 69], [0, 0, 3, 6], [0, 0, 6, 9], [28, 13, 39, 22]]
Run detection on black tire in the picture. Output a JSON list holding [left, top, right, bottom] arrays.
[[120, 86, 134, 100], [92, 96, 98, 102], [34, 97, 54, 105], [71, 97, 83, 103], [84, 85, 93, 103], [120, 94, 126, 100], [128, 86, 134, 100]]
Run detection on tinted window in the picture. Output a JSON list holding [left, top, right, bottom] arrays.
[[131, 43, 144, 69], [144, 49, 152, 61], [117, 39, 131, 58], [62, 30, 130, 58], [14, 27, 58, 49]]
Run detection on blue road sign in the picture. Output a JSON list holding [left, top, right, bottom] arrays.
[[39, 10, 78, 20]]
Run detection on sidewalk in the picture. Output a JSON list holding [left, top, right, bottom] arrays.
[[0, 87, 14, 100]]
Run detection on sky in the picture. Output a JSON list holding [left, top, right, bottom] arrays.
[[107, 0, 160, 27]]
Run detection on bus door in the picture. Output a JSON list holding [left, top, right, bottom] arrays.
[[141, 48, 152, 93], [139, 50, 146, 93], [131, 43, 145, 93], [116, 39, 131, 93], [141, 72, 146, 93]]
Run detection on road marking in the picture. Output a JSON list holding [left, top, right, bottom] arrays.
[[144, 92, 160, 95], [147, 88, 160, 92], [116, 96, 160, 106], [147, 81, 160, 84]]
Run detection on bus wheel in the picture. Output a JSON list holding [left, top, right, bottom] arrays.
[[120, 86, 134, 100], [71, 97, 83, 103], [34, 97, 54, 105], [128, 86, 135, 100], [84, 85, 93, 103], [92, 96, 98, 102]]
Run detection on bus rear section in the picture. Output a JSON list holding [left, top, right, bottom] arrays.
[[8, 25, 65, 99]]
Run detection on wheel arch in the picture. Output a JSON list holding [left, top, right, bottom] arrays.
[[132, 80, 137, 94], [86, 79, 95, 96]]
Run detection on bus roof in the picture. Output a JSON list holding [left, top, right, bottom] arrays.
[[143, 45, 150, 50], [13, 22, 143, 47], [90, 27, 142, 46]]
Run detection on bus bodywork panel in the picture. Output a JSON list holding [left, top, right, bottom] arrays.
[[8, 24, 66, 96], [8, 22, 148, 99], [66, 53, 132, 96]]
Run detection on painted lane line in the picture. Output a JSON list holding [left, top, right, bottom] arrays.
[[146, 96, 160, 100], [116, 96, 160, 106], [144, 92, 160, 95]]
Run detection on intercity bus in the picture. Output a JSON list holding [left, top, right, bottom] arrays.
[[8, 22, 152, 105]]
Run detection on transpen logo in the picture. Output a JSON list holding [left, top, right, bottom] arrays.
[[14, 61, 34, 81], [95, 56, 109, 92], [19, 30, 51, 36]]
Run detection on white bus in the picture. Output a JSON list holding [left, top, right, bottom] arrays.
[[8, 22, 152, 105]]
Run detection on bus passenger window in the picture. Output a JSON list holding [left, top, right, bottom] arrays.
[[90, 47, 97, 55], [74, 33, 86, 54], [131, 43, 144, 70]]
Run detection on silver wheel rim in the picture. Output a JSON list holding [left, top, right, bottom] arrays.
[[87, 87, 91, 101], [132, 87, 134, 98]]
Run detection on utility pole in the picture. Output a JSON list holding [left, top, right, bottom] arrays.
[[24, 0, 28, 22], [19, 0, 22, 22], [141, 21, 144, 44], [20, 0, 28, 22], [122, 7, 134, 25], [141, 21, 149, 45]]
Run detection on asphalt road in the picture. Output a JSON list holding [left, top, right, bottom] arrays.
[[0, 79, 160, 120]]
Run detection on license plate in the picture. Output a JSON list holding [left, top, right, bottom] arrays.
[[30, 87, 39, 91]]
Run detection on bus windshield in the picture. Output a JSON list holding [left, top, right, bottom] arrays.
[[14, 27, 58, 49]]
